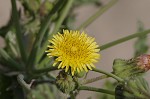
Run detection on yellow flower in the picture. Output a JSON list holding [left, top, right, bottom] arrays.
[[46, 30, 100, 75]]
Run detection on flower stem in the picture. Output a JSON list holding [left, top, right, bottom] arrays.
[[77, 0, 118, 29], [11, 0, 27, 63], [70, 92, 75, 99], [82, 75, 109, 84], [38, 0, 74, 63], [52, 0, 74, 34], [78, 85, 115, 95], [100, 29, 150, 51], [92, 68, 124, 82]]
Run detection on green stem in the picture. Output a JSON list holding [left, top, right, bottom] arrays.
[[92, 68, 123, 82], [38, 0, 74, 63], [33, 66, 57, 74], [100, 29, 150, 51], [70, 92, 75, 99], [78, 86, 115, 95], [17, 74, 31, 91], [0, 48, 22, 70], [82, 75, 109, 84], [77, 0, 118, 29], [52, 0, 74, 34], [27, 0, 65, 71], [11, 0, 27, 63]]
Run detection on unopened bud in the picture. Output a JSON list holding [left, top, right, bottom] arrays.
[[56, 71, 76, 94], [113, 54, 150, 79], [136, 54, 150, 71]]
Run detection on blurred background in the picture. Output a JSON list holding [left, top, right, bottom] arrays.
[[0, 0, 150, 99]]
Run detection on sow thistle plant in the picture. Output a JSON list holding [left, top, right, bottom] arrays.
[[0, 0, 150, 99]]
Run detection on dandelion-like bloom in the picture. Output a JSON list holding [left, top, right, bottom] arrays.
[[46, 30, 100, 75]]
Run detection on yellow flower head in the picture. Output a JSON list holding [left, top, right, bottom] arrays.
[[46, 30, 100, 75]]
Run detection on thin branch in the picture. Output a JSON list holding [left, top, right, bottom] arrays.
[[78, 85, 115, 95], [92, 68, 124, 82], [77, 0, 118, 29], [100, 29, 150, 51], [82, 75, 109, 84]]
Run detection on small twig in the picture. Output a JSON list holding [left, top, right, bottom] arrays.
[[100, 29, 150, 51], [77, 0, 118, 29], [82, 75, 109, 84], [78, 85, 115, 95], [92, 68, 124, 82]]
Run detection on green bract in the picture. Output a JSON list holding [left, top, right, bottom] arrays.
[[56, 71, 76, 94]]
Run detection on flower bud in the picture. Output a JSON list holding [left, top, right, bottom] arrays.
[[113, 54, 150, 79], [55, 71, 76, 94], [136, 54, 150, 71]]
